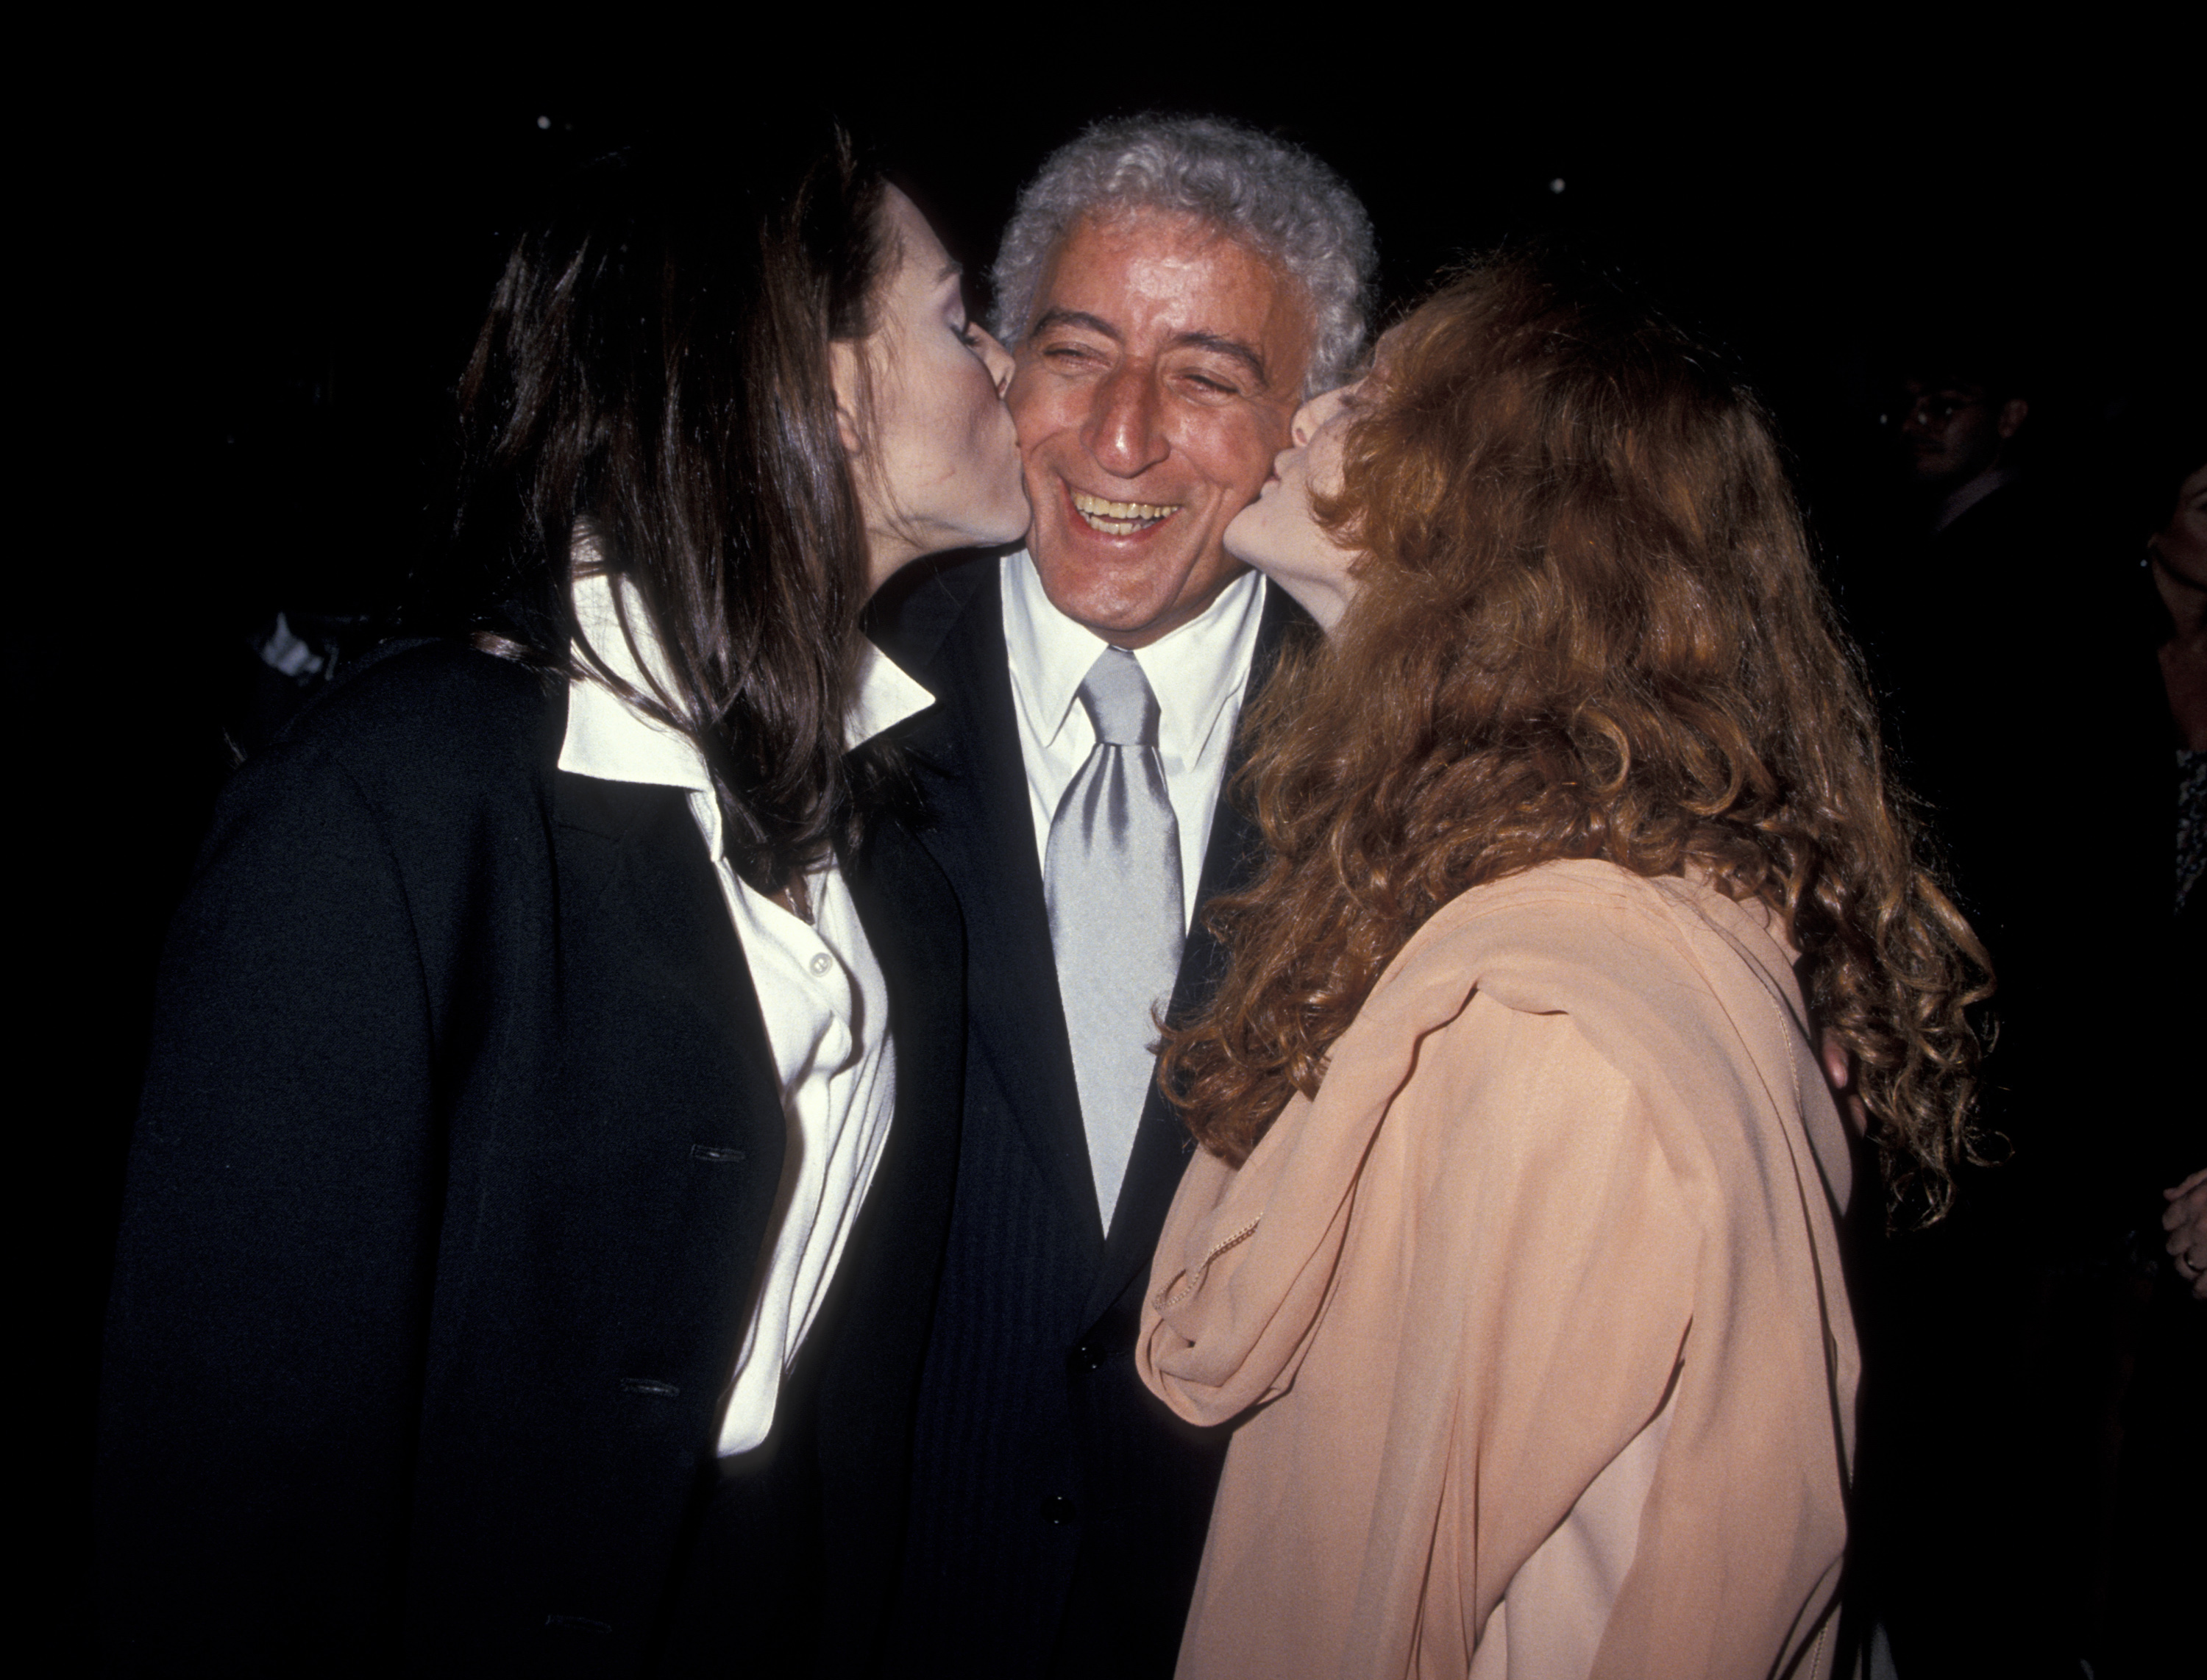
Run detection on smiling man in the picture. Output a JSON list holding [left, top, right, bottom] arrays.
[[1009, 207, 1316, 644], [872, 116, 1373, 1677]]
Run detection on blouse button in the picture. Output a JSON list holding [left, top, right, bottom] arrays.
[[808, 952, 834, 978]]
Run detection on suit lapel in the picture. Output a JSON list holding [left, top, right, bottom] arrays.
[[903, 571, 1104, 1245], [1084, 580, 1314, 1322]]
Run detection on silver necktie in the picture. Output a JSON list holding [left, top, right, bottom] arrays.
[[1045, 647, 1185, 1234]]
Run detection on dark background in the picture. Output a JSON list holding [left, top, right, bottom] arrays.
[[25, 34, 2199, 1667]]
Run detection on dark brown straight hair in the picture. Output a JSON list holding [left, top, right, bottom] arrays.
[[1162, 250, 1993, 1225], [423, 127, 892, 892]]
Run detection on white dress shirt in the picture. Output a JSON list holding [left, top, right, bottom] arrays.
[[558, 570, 932, 1456], [999, 550, 1268, 934]]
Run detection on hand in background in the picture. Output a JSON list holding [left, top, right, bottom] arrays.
[[2164, 1167, 2207, 1300], [1818, 1029, 1872, 1139]]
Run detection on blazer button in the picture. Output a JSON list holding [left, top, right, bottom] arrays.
[[1067, 1342, 1107, 1375], [1039, 1495, 1078, 1526]]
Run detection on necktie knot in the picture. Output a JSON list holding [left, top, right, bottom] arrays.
[[1077, 647, 1161, 748]]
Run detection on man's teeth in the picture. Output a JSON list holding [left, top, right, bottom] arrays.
[[1071, 491, 1179, 535]]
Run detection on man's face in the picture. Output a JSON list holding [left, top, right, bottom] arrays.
[[1006, 209, 1315, 647], [1895, 377, 2026, 487]]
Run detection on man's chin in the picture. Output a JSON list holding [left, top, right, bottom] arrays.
[[1038, 584, 1190, 644], [1029, 544, 1246, 647]]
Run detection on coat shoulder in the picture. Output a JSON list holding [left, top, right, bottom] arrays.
[[242, 640, 562, 819], [1404, 861, 1782, 992], [1384, 861, 1688, 994], [1355, 861, 1806, 1103]]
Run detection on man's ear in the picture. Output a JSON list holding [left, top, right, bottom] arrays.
[[1996, 396, 2029, 440], [829, 340, 865, 458]]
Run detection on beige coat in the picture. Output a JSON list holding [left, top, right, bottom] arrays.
[[1140, 861, 1858, 1679]]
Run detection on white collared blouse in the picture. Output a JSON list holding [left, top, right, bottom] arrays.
[[559, 571, 931, 1455]]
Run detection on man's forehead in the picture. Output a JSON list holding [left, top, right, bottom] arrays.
[[1034, 210, 1308, 347], [1059, 204, 1249, 263]]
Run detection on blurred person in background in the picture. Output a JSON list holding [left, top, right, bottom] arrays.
[[1893, 360, 2030, 533], [1841, 321, 2189, 1676], [2099, 416, 2206, 1679]]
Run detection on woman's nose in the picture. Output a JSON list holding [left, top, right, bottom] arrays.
[[976, 327, 1015, 397], [1294, 384, 1351, 447]]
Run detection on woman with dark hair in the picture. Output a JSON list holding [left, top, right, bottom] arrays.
[[99, 134, 1026, 1674], [1137, 254, 1988, 1678]]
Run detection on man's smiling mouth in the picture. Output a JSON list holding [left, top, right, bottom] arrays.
[[1070, 488, 1181, 537]]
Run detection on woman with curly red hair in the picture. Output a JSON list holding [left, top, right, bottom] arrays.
[[1137, 252, 1989, 1679]]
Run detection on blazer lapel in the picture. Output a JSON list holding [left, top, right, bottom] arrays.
[[550, 769, 789, 1174], [1084, 580, 1315, 1322], [901, 571, 1104, 1243]]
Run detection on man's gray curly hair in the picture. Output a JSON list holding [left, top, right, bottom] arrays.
[[990, 114, 1378, 396]]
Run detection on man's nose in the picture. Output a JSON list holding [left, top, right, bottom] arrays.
[[1082, 363, 1170, 479]]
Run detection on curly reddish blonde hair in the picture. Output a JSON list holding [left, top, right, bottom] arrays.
[[1162, 252, 1991, 1222]]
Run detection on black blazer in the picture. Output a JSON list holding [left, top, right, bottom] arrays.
[[96, 642, 964, 1677], [869, 556, 1310, 1679]]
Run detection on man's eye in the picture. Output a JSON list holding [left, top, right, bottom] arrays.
[[953, 321, 980, 349]]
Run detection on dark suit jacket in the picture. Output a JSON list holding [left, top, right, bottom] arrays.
[[868, 555, 1311, 1679], [96, 641, 964, 1678]]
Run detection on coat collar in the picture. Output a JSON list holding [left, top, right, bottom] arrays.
[[903, 566, 1104, 1242], [998, 549, 1266, 773], [560, 569, 933, 802]]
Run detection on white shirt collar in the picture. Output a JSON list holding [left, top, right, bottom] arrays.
[[557, 569, 932, 792], [999, 549, 1265, 767]]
